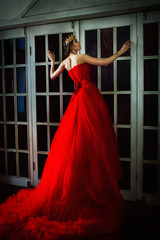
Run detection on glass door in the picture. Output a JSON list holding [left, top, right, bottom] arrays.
[[29, 22, 79, 186], [0, 28, 32, 187], [80, 14, 137, 201], [137, 11, 160, 205]]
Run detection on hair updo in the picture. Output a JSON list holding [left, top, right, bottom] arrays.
[[63, 34, 76, 57]]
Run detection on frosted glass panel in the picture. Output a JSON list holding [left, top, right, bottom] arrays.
[[35, 35, 45, 62], [36, 66, 46, 92], [85, 30, 97, 57], [4, 39, 13, 65], [101, 28, 113, 58], [117, 95, 130, 124], [5, 68, 14, 93], [16, 38, 25, 64], [143, 23, 158, 56], [19, 153, 28, 177]]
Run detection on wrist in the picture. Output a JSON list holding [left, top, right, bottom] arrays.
[[115, 50, 122, 57]]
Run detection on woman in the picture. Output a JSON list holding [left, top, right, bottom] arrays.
[[0, 34, 131, 240]]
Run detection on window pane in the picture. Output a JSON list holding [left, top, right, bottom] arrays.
[[7, 125, 15, 148], [48, 34, 59, 61], [5, 68, 14, 93], [117, 128, 130, 158], [143, 130, 158, 160], [0, 97, 3, 121], [119, 161, 130, 190], [101, 64, 113, 91], [0, 69, 2, 93], [19, 153, 28, 177], [0, 151, 5, 174], [16, 38, 25, 64], [144, 95, 158, 126], [117, 26, 130, 56], [91, 65, 98, 86], [36, 66, 46, 92], [0, 124, 4, 148], [85, 30, 97, 57], [37, 96, 47, 122], [0, 41, 2, 66], [63, 95, 71, 114], [17, 96, 27, 122], [117, 95, 130, 124], [143, 23, 158, 56], [101, 28, 113, 58], [18, 125, 27, 150], [38, 154, 47, 179], [35, 35, 45, 62], [102, 94, 114, 122], [62, 32, 72, 60], [117, 60, 130, 91], [6, 96, 14, 121], [4, 39, 13, 65], [63, 69, 74, 92], [17, 67, 26, 93], [50, 126, 58, 145], [144, 59, 158, 91], [49, 65, 59, 92], [143, 164, 157, 194], [37, 125, 47, 151], [49, 96, 60, 122], [8, 152, 16, 176]]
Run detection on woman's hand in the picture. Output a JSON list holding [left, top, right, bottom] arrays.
[[47, 50, 55, 62], [120, 40, 132, 55]]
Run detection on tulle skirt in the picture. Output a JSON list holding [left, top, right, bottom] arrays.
[[0, 82, 124, 240]]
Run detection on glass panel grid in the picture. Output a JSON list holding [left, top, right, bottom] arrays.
[[34, 33, 73, 179], [142, 22, 160, 196], [85, 25, 132, 191], [0, 36, 29, 179]]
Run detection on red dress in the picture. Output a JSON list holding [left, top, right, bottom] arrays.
[[0, 63, 124, 240]]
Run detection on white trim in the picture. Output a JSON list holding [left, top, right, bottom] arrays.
[[0, 28, 25, 40], [0, 176, 29, 187]]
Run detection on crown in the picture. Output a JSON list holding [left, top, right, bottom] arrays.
[[65, 34, 75, 45]]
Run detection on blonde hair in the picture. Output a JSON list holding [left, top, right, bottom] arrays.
[[64, 34, 76, 57]]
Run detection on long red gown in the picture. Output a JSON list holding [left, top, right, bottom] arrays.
[[0, 63, 124, 240]]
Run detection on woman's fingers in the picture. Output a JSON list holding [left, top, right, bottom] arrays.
[[47, 50, 55, 60], [124, 40, 132, 49], [127, 40, 132, 46]]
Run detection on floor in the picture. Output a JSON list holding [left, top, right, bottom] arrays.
[[0, 183, 160, 240]]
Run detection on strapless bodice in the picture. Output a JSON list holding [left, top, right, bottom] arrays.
[[68, 63, 91, 94]]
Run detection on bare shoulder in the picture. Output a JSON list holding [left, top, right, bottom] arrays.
[[61, 58, 68, 67], [63, 57, 71, 70], [76, 54, 87, 64]]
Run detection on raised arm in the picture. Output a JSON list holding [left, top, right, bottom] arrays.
[[47, 50, 65, 80], [80, 40, 131, 66]]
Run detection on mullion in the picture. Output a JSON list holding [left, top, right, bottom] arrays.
[[59, 33, 63, 119], [157, 25, 160, 195], [45, 34, 50, 152], [14, 38, 20, 177], [97, 29, 101, 91], [113, 27, 117, 129], [2, 41, 7, 175]]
